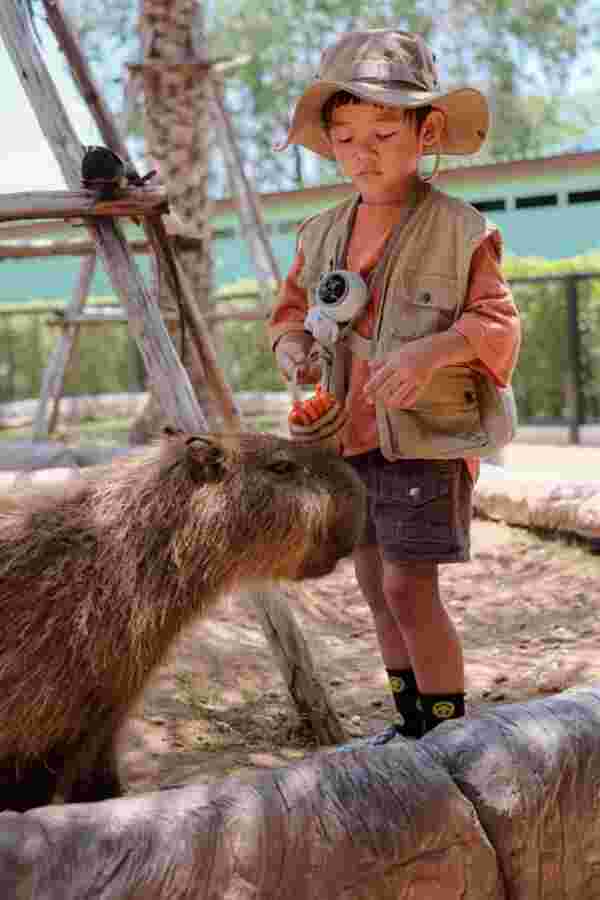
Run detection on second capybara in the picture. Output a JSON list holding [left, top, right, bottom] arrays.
[[0, 429, 366, 812]]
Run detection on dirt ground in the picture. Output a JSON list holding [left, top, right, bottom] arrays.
[[121, 508, 600, 794], [4, 421, 599, 793]]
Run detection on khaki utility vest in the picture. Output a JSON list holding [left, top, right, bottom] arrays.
[[297, 184, 506, 460]]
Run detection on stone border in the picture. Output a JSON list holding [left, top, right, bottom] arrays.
[[475, 463, 600, 544]]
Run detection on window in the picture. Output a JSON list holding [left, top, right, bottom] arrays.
[[471, 199, 506, 212], [214, 227, 236, 239], [568, 189, 600, 205], [515, 194, 558, 209]]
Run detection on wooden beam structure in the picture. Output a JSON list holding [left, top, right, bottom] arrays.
[[0, 233, 205, 260], [0, 0, 206, 434], [46, 308, 263, 326], [0, 212, 197, 242], [33, 253, 97, 437], [41, 0, 241, 433], [210, 80, 281, 307], [0, 188, 168, 223], [0, 240, 151, 260]]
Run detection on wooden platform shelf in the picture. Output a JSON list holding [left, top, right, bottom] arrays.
[[0, 188, 169, 225]]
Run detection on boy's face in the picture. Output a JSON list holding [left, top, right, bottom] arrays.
[[328, 102, 438, 205]]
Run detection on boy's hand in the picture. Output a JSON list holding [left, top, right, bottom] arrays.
[[363, 330, 476, 408], [364, 339, 436, 408], [275, 335, 321, 384]]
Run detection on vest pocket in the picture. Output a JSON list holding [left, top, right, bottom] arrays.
[[388, 273, 459, 341], [377, 367, 489, 459]]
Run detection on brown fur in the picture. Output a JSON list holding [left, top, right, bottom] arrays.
[[0, 430, 365, 812]]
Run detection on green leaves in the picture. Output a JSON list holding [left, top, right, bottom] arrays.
[[63, 0, 595, 187], [505, 255, 600, 422]]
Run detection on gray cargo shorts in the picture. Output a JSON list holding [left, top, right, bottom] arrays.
[[345, 449, 472, 564]]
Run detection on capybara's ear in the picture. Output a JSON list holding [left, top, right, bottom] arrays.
[[185, 436, 230, 483]]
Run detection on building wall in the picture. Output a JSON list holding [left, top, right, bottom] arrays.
[[1, 152, 599, 301], [440, 158, 600, 258], [209, 152, 600, 283]]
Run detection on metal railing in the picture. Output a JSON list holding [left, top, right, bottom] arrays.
[[0, 274, 599, 443], [509, 273, 600, 444], [0, 304, 145, 404]]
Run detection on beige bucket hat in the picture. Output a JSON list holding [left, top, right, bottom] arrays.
[[279, 29, 490, 159]]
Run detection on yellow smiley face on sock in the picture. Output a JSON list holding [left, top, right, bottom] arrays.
[[432, 701, 456, 719]]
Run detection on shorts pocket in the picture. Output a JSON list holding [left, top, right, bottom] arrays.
[[378, 463, 454, 508], [376, 466, 455, 546]]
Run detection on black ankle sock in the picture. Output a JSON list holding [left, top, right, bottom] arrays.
[[387, 668, 423, 738], [419, 692, 465, 734]]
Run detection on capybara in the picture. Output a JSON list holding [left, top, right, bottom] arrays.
[[0, 429, 366, 812]]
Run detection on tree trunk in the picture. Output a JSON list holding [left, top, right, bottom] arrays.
[[132, 0, 218, 440]]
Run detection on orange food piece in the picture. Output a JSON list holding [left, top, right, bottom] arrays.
[[288, 385, 336, 426]]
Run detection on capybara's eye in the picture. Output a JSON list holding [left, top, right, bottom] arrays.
[[267, 459, 298, 476]]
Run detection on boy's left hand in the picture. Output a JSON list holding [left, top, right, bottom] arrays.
[[363, 330, 476, 408], [363, 339, 437, 408]]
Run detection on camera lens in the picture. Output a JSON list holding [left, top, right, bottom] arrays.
[[319, 273, 347, 305]]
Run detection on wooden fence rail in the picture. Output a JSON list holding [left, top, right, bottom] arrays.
[[0, 294, 269, 405]]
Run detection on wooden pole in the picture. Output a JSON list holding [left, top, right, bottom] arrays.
[[144, 214, 240, 426], [0, 0, 206, 432], [210, 80, 281, 306], [245, 587, 346, 744], [566, 275, 583, 445], [0, 188, 168, 223], [41, 0, 240, 430], [42, 0, 127, 161], [32, 253, 96, 439], [0, 239, 150, 259]]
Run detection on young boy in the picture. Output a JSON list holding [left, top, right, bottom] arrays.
[[269, 30, 521, 742]]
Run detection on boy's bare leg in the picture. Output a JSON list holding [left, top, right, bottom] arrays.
[[354, 548, 463, 690], [381, 558, 464, 693], [353, 545, 412, 668], [354, 547, 465, 741]]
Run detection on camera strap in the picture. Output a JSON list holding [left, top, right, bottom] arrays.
[[334, 180, 423, 308], [318, 182, 425, 394]]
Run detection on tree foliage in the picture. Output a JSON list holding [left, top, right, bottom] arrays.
[[210, 0, 595, 186], [505, 253, 600, 421], [209, 0, 432, 189], [62, 0, 596, 189]]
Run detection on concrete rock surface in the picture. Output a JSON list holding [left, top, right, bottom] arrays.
[[1, 688, 599, 899], [475, 464, 600, 541]]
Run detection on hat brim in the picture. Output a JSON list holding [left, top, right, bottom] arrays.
[[280, 80, 490, 159]]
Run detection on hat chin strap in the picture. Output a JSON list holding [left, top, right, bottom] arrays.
[[419, 140, 441, 182]]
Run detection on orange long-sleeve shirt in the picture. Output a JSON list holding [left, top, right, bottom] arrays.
[[269, 202, 521, 479]]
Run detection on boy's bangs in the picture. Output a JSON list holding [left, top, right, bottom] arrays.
[[322, 91, 432, 131]]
